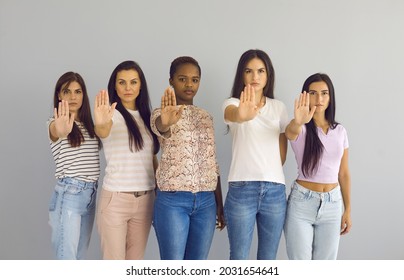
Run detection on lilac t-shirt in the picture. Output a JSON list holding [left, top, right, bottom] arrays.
[[290, 124, 349, 184]]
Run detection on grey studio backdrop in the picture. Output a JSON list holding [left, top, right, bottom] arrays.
[[0, 0, 403, 260]]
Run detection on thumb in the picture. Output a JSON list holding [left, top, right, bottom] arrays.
[[69, 112, 75, 124], [111, 102, 117, 111], [177, 105, 185, 115], [309, 106, 317, 119]]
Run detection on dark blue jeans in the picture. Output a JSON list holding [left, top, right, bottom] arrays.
[[153, 189, 216, 260]]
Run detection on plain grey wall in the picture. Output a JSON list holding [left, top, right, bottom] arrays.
[[1, 0, 403, 260]]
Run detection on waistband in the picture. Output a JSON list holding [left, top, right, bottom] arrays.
[[120, 190, 153, 198], [58, 177, 97, 188], [293, 180, 340, 198]]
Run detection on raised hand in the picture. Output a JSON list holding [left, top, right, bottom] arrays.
[[237, 84, 264, 122], [159, 87, 184, 130], [94, 90, 117, 127], [53, 100, 75, 139], [294, 91, 316, 126]]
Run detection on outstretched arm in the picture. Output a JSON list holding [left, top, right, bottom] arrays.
[[224, 84, 265, 123], [285, 91, 316, 140], [94, 90, 117, 138], [49, 100, 75, 142], [155, 86, 185, 134]]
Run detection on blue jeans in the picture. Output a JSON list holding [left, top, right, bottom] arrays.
[[224, 181, 286, 260], [153, 189, 216, 260], [284, 181, 342, 260], [48, 177, 97, 260]]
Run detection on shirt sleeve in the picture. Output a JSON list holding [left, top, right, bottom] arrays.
[[47, 117, 62, 144], [222, 98, 240, 124], [150, 108, 172, 139]]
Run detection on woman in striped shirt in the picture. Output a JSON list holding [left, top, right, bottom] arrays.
[[48, 72, 101, 259], [94, 61, 160, 260]]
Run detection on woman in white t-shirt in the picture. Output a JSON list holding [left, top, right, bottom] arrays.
[[94, 61, 159, 260], [223, 49, 288, 259]]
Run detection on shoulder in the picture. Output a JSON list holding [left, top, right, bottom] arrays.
[[223, 97, 239, 108], [333, 123, 347, 134], [193, 106, 213, 120], [266, 98, 286, 109]]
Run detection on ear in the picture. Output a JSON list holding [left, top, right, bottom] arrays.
[[169, 78, 173, 87]]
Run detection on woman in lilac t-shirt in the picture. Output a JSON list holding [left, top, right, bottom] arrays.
[[284, 73, 352, 260]]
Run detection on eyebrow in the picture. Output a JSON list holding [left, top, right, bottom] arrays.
[[178, 75, 200, 78], [117, 78, 139, 81], [245, 67, 266, 70]]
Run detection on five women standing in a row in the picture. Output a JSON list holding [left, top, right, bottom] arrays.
[[47, 49, 351, 260]]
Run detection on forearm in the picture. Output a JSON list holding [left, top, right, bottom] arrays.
[[156, 116, 171, 134], [214, 176, 224, 208], [95, 120, 112, 138], [279, 133, 287, 165], [339, 172, 351, 213], [49, 122, 61, 142], [285, 119, 303, 140]]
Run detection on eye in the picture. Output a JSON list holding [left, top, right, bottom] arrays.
[[62, 89, 70, 95], [259, 69, 266, 73], [119, 81, 125, 85], [75, 90, 82, 94], [308, 91, 316, 95], [322, 91, 329, 95], [192, 78, 199, 83], [244, 69, 251, 74], [179, 77, 186, 82], [131, 80, 137, 85]]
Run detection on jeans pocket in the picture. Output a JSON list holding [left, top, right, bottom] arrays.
[[229, 181, 248, 188], [289, 187, 309, 202], [49, 191, 58, 212], [64, 184, 83, 195]]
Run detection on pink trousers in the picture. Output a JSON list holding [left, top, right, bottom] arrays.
[[97, 188, 154, 259]]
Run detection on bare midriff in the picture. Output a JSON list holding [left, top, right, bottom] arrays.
[[296, 179, 338, 192]]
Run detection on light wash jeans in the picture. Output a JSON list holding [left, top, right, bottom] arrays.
[[284, 181, 342, 260], [224, 181, 286, 260], [153, 189, 216, 260], [48, 177, 97, 260]]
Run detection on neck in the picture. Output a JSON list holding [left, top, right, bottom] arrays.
[[255, 91, 264, 106], [123, 102, 136, 111], [313, 114, 328, 127]]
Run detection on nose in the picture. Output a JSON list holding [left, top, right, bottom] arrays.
[[185, 79, 192, 88], [253, 71, 259, 81], [70, 93, 77, 100]]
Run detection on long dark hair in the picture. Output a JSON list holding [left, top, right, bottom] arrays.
[[53, 72, 101, 148], [230, 49, 275, 99], [107, 60, 159, 154], [301, 73, 338, 177]]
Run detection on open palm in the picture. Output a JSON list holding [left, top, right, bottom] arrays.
[[53, 100, 75, 138], [238, 84, 264, 121], [294, 91, 316, 125], [94, 90, 116, 126], [160, 87, 184, 127]]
